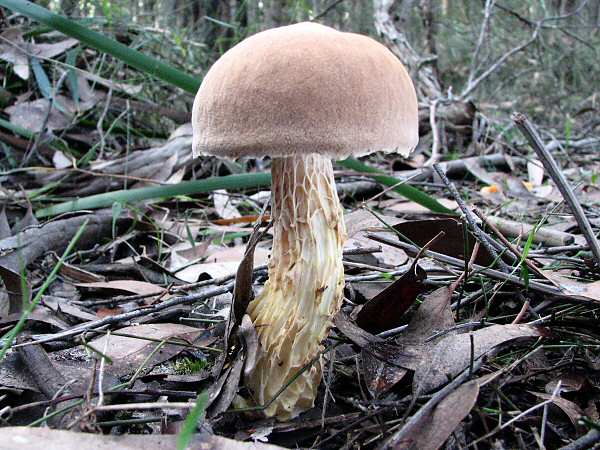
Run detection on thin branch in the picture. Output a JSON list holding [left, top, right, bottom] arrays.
[[366, 233, 580, 300], [432, 163, 513, 272], [513, 112, 600, 266], [467, 0, 496, 87], [460, 23, 540, 100], [423, 99, 440, 166], [7, 282, 235, 348]]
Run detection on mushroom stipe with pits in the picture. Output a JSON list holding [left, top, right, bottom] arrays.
[[192, 22, 418, 420]]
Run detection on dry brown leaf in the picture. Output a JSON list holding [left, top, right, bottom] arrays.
[[344, 209, 407, 267], [80, 71, 143, 96], [52, 150, 72, 169], [74, 280, 165, 296], [545, 373, 587, 394], [543, 271, 600, 302], [0, 208, 11, 240], [398, 285, 457, 349], [0, 213, 131, 314], [414, 324, 542, 393], [207, 350, 245, 418], [402, 380, 480, 450], [0, 28, 28, 79], [7, 98, 72, 131], [41, 295, 98, 322], [361, 349, 408, 397], [527, 158, 545, 186], [356, 262, 427, 333], [384, 198, 458, 215], [58, 261, 105, 283], [89, 323, 209, 378], [0, 427, 284, 450], [463, 158, 501, 185], [335, 312, 416, 370], [206, 245, 270, 264], [174, 246, 270, 283], [0, 31, 76, 81], [130, 152, 179, 187], [530, 391, 584, 427], [175, 261, 240, 282], [393, 218, 501, 267], [0, 309, 70, 331]]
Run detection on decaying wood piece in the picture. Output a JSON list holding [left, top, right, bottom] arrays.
[[0, 213, 131, 314], [487, 215, 575, 247]]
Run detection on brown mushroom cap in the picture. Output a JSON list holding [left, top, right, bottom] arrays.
[[192, 22, 418, 160]]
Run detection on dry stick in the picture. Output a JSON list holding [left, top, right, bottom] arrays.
[[96, 87, 113, 160], [423, 99, 440, 166], [432, 163, 514, 272], [559, 429, 600, 450], [487, 215, 575, 247], [467, 0, 496, 87], [311, 0, 345, 21], [366, 233, 577, 300], [16, 340, 75, 400], [379, 357, 485, 450], [473, 207, 546, 279], [8, 282, 235, 348], [531, 244, 589, 255], [459, 20, 541, 100], [513, 112, 600, 266], [455, 240, 480, 320]]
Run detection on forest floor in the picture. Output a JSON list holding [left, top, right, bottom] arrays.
[[1, 5, 600, 450]]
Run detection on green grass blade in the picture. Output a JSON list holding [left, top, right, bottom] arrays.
[[0, 0, 200, 93], [177, 391, 209, 450], [0, 219, 89, 361], [35, 172, 272, 217], [337, 157, 456, 215], [0, 118, 36, 140], [37, 159, 455, 217]]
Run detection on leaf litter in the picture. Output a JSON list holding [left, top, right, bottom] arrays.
[[0, 10, 599, 450]]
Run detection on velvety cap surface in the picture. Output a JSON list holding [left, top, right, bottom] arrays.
[[192, 22, 418, 159]]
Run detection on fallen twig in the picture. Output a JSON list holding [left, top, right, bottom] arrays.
[[433, 163, 514, 272], [513, 112, 600, 266], [487, 215, 575, 247], [366, 232, 583, 300], [7, 282, 235, 348], [559, 429, 600, 450], [473, 208, 547, 279]]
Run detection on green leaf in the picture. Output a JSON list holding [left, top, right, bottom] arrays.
[[177, 391, 209, 450], [0, 118, 35, 140], [337, 157, 457, 215], [35, 172, 272, 217], [30, 57, 53, 99], [66, 48, 80, 106], [0, 0, 200, 93], [111, 202, 123, 238], [30, 57, 66, 113]]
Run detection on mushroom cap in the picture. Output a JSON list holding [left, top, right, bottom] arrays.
[[192, 22, 418, 160]]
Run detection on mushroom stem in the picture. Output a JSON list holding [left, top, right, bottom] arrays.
[[246, 153, 346, 419]]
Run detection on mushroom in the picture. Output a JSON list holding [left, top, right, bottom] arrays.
[[191, 22, 418, 419]]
